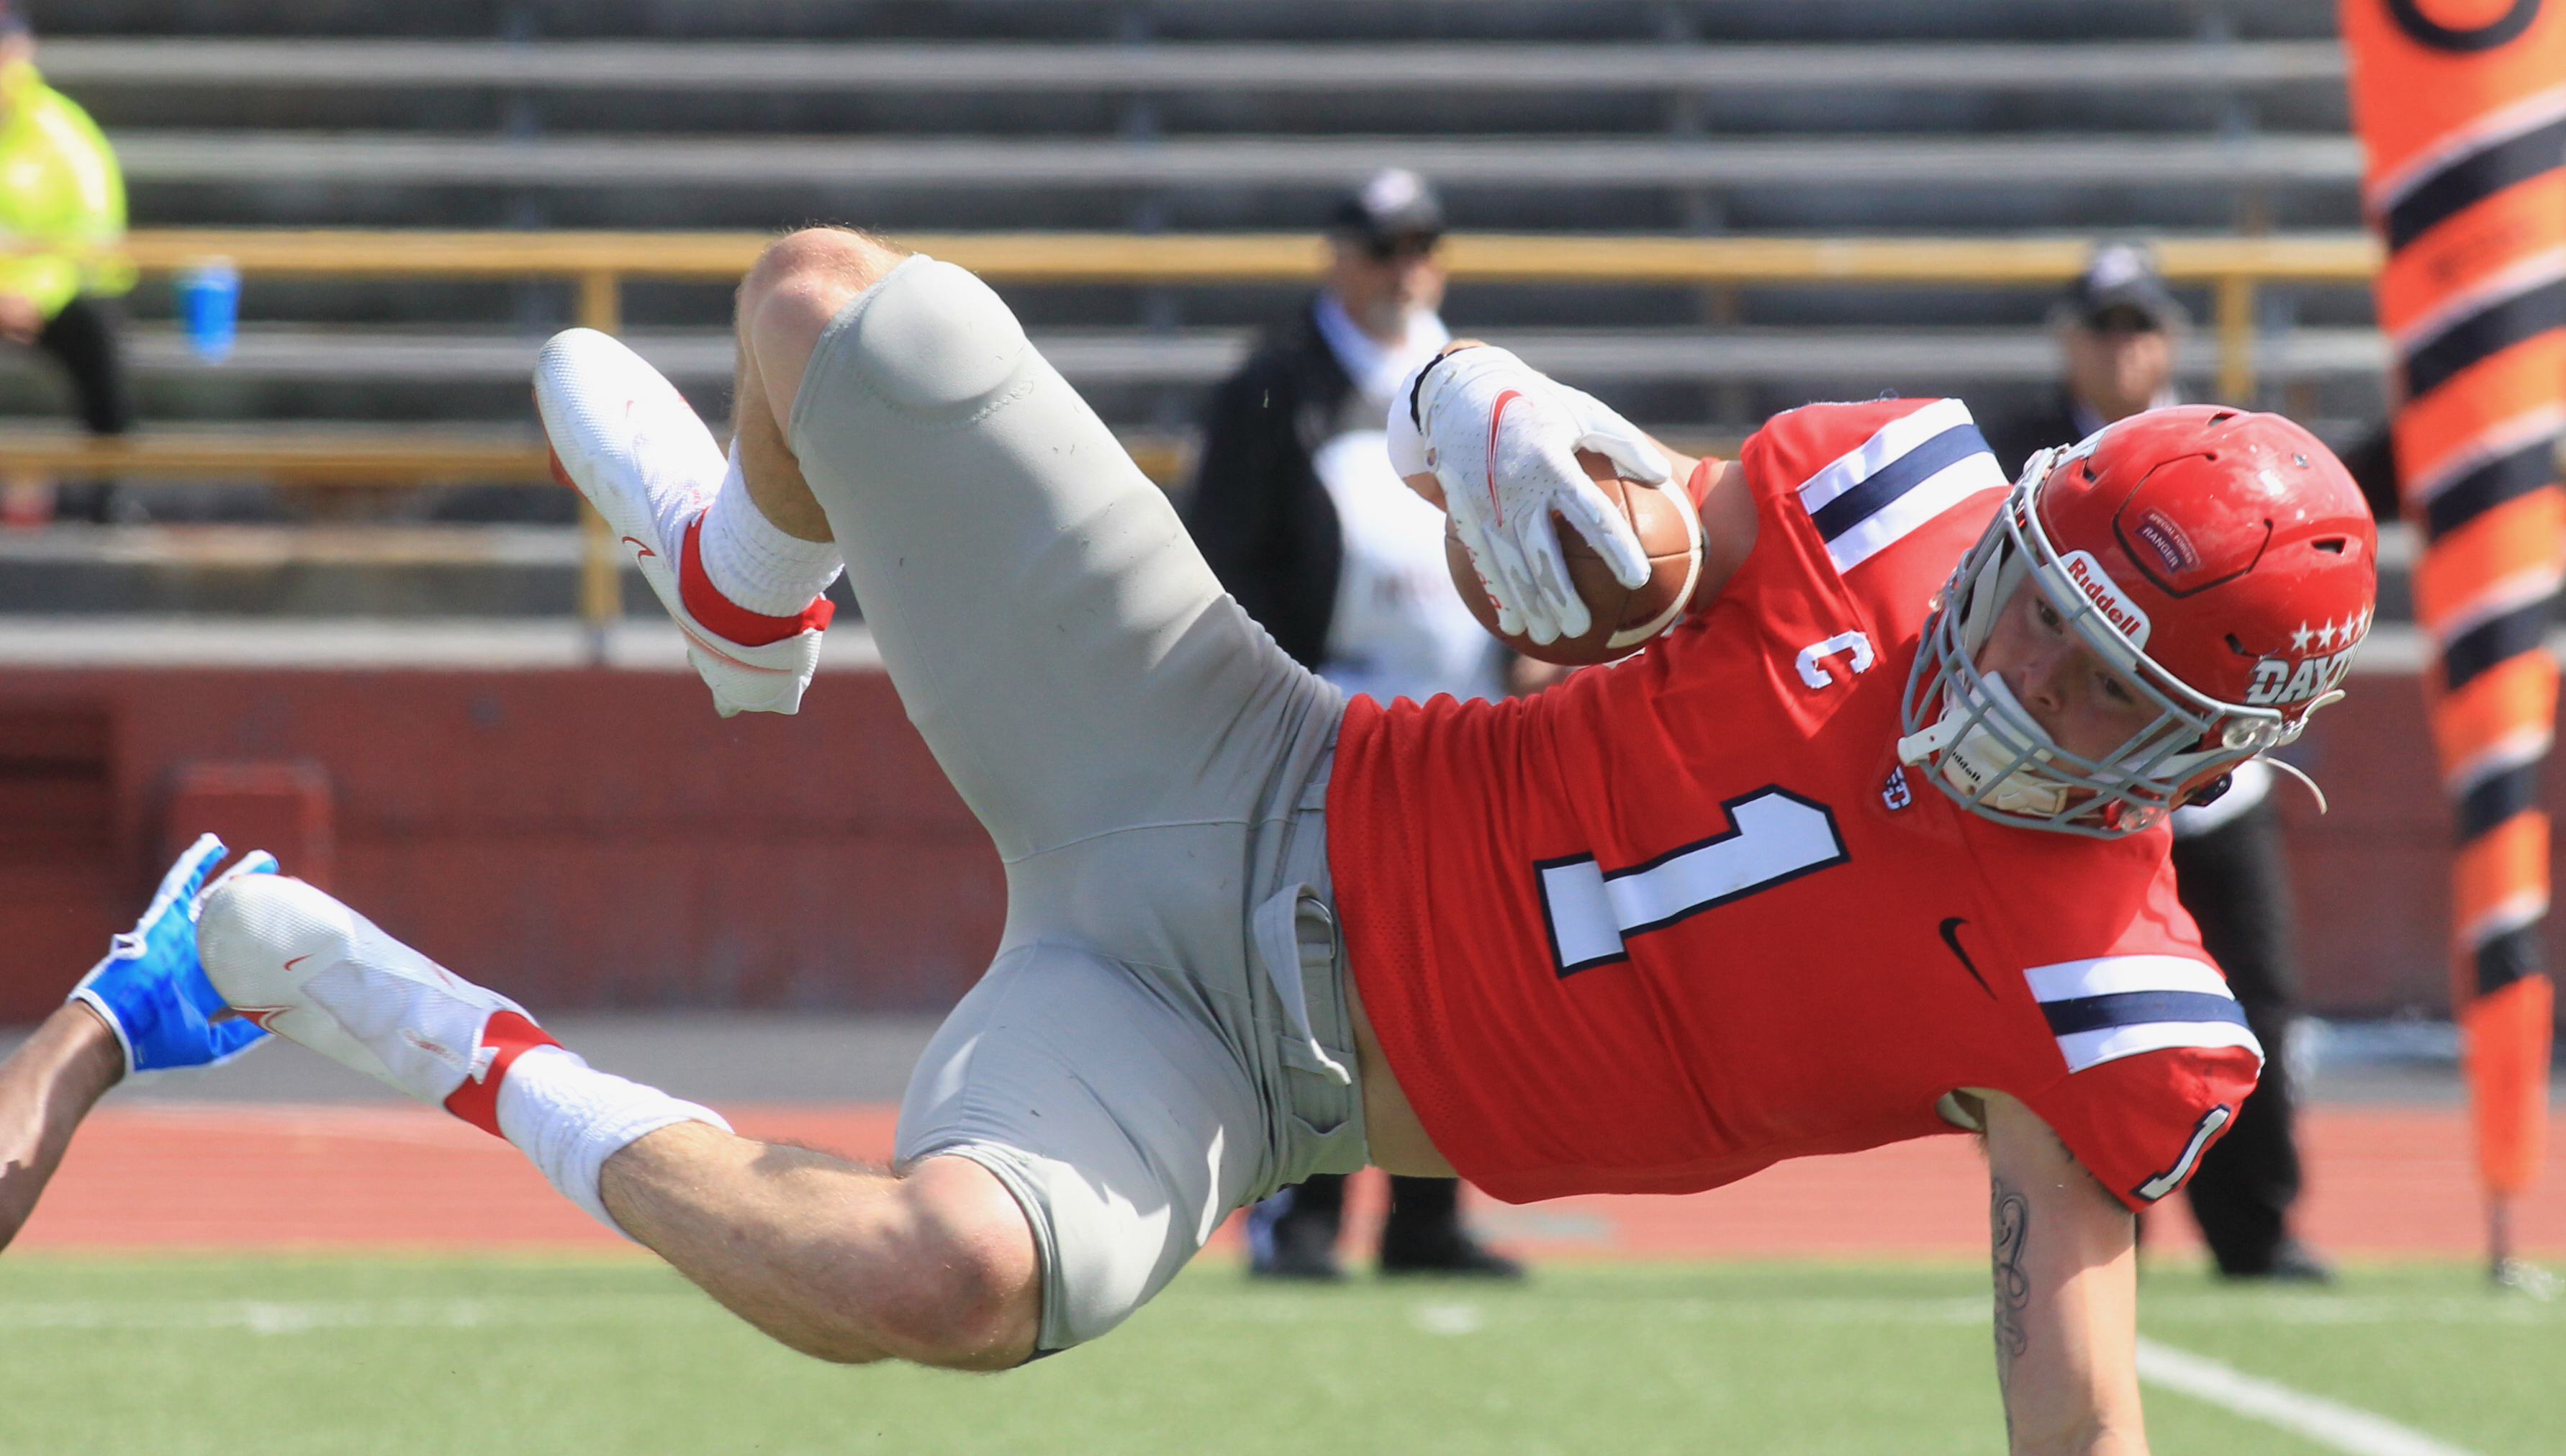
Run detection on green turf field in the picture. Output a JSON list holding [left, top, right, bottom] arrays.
[[0, 1256, 2551, 1455]]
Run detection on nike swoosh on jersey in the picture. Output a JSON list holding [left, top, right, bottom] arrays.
[[1937, 917, 1997, 1000], [2021, 954, 2264, 1073]]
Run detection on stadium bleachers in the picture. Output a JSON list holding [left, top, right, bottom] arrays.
[[7, 0, 2381, 602], [37, 36, 2354, 96]]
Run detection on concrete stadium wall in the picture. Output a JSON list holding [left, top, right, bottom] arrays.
[[0, 664, 2498, 1025], [0, 667, 1003, 1023], [2276, 677, 2474, 1023]]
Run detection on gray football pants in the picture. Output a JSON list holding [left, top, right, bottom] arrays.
[[785, 253, 1370, 1355]]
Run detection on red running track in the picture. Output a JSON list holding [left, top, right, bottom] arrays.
[[14, 1103, 2561, 1258]]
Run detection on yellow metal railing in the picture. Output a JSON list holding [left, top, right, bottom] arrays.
[[63, 228, 2387, 640], [119, 227, 2381, 405]]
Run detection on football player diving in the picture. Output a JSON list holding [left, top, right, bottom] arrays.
[[0, 229, 2373, 1456]]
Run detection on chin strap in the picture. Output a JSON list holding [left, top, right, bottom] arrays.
[[1894, 709, 1961, 767], [2264, 756, 2331, 816], [2249, 687, 2344, 815]]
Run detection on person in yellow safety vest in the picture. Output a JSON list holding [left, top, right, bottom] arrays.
[[0, 5, 135, 526]]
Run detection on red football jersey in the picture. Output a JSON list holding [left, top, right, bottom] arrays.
[[1326, 397, 2262, 1211]]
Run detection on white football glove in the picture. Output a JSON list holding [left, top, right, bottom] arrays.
[[1397, 346, 1670, 644]]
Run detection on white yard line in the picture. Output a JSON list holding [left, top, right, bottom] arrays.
[[0, 1294, 713, 1334], [2136, 1338, 2480, 1456]]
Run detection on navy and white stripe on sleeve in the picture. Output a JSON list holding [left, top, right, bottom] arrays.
[[1794, 398, 2009, 574], [2024, 955, 2264, 1073]]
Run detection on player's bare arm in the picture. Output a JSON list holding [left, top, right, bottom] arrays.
[[0, 835, 277, 1249], [1967, 1090, 2146, 1456], [1678, 448, 1753, 606], [0, 1003, 125, 1247]]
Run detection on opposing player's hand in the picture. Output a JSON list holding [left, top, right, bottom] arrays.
[[1398, 345, 1668, 644], [69, 833, 279, 1076]]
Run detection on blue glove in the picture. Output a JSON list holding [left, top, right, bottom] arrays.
[[71, 833, 279, 1075]]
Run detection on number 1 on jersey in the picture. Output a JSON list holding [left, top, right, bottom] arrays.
[[1537, 787, 1849, 975]]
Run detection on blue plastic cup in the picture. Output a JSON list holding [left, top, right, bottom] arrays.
[[176, 258, 239, 363]]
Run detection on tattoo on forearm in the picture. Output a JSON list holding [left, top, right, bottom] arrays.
[[1989, 1175, 2032, 1376]]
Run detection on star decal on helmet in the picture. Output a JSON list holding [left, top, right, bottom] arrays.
[[2245, 607, 2372, 707]]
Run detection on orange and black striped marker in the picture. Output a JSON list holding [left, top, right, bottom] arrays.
[[2340, 0, 2562, 1277]]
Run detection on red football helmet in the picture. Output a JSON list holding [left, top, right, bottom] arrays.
[[1898, 405, 2379, 837]]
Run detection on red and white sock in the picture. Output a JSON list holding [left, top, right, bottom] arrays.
[[493, 1044, 733, 1236], [677, 444, 844, 646]]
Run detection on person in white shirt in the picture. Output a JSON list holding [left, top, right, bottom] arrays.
[[1184, 169, 1522, 1281]]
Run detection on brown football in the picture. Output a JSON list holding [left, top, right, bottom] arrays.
[[1445, 449, 1703, 666]]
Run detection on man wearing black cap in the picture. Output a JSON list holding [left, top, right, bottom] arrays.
[[1184, 169, 1522, 1282], [1185, 167, 1463, 679], [1979, 244, 2333, 1283], [1979, 243, 2187, 480]]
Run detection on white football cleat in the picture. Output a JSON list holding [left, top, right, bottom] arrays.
[[196, 874, 558, 1135], [536, 327, 823, 717]]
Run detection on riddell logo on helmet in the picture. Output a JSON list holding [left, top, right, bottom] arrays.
[[2060, 551, 2151, 648]]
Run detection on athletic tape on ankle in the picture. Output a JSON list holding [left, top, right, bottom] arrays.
[[496, 1045, 733, 1238]]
